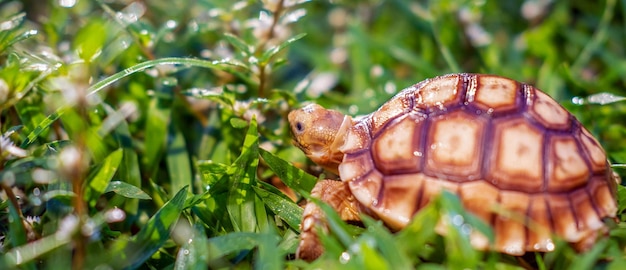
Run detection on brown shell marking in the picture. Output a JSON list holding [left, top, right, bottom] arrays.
[[338, 73, 618, 255]]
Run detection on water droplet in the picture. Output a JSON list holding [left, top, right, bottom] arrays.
[[348, 105, 359, 114], [339, 252, 351, 263], [384, 81, 397, 94], [58, 0, 76, 8], [31, 197, 42, 206], [413, 151, 422, 157], [105, 208, 126, 223], [452, 214, 464, 226], [585, 92, 626, 105], [461, 223, 472, 235], [546, 241, 555, 251], [370, 65, 384, 78], [166, 20, 177, 29], [571, 96, 584, 105]]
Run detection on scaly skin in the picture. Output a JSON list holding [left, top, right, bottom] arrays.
[[295, 180, 361, 261]]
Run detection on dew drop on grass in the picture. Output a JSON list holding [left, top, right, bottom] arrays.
[[348, 105, 359, 114], [58, 0, 76, 8], [571, 96, 584, 105], [384, 81, 397, 94], [105, 208, 126, 223], [452, 214, 464, 226], [339, 251, 351, 264], [166, 20, 178, 29]]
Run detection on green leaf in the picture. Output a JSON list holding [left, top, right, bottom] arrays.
[[259, 148, 317, 193], [360, 216, 413, 269], [0, 226, 74, 268], [102, 104, 142, 215], [7, 199, 27, 249], [617, 184, 626, 213], [143, 77, 173, 172], [166, 123, 193, 195], [174, 223, 209, 270], [73, 19, 107, 62], [227, 117, 260, 233], [252, 185, 303, 230], [230, 117, 249, 128], [259, 33, 307, 64], [0, 13, 36, 54], [104, 181, 152, 200], [314, 197, 355, 247], [223, 33, 252, 56], [206, 232, 282, 269], [113, 186, 188, 269], [85, 148, 123, 207]]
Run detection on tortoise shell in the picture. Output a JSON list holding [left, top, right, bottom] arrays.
[[319, 73, 617, 255]]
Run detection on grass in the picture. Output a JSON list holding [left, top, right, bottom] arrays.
[[1, 0, 626, 269]]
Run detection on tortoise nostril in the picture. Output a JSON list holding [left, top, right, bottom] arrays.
[[296, 122, 304, 133]]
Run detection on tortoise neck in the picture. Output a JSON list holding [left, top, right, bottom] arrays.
[[323, 115, 352, 174]]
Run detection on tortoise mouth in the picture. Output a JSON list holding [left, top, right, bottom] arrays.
[[291, 139, 310, 155]]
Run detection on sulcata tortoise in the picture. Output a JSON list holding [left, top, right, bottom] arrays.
[[288, 73, 618, 261]]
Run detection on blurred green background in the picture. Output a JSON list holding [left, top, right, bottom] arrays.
[[1, 0, 626, 268]]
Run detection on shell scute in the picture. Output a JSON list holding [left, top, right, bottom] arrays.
[[372, 115, 424, 175], [370, 93, 412, 135], [494, 190, 530, 256], [579, 128, 609, 172], [546, 195, 579, 241], [546, 135, 590, 192], [347, 169, 383, 213], [488, 118, 544, 192], [372, 173, 425, 229], [470, 75, 520, 114], [569, 188, 603, 232], [425, 110, 486, 180], [526, 195, 554, 252], [413, 74, 464, 110], [528, 89, 571, 130]]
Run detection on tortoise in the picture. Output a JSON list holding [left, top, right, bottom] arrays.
[[288, 73, 619, 261]]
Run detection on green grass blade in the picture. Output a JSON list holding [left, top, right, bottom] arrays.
[[6, 199, 27, 248], [85, 148, 123, 207], [114, 186, 188, 269], [252, 185, 303, 230], [259, 148, 317, 193], [360, 216, 413, 269], [571, 0, 616, 73], [223, 33, 252, 56], [227, 118, 260, 233], [102, 104, 142, 215], [166, 123, 193, 195], [104, 181, 152, 200], [0, 227, 73, 268], [259, 33, 307, 63], [174, 223, 209, 270], [206, 232, 283, 269], [142, 77, 173, 172]]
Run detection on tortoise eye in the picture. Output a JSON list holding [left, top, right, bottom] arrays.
[[295, 122, 304, 133]]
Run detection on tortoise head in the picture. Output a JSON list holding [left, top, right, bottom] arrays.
[[288, 104, 352, 174]]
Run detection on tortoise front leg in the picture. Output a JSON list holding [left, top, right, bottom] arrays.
[[296, 179, 362, 261]]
